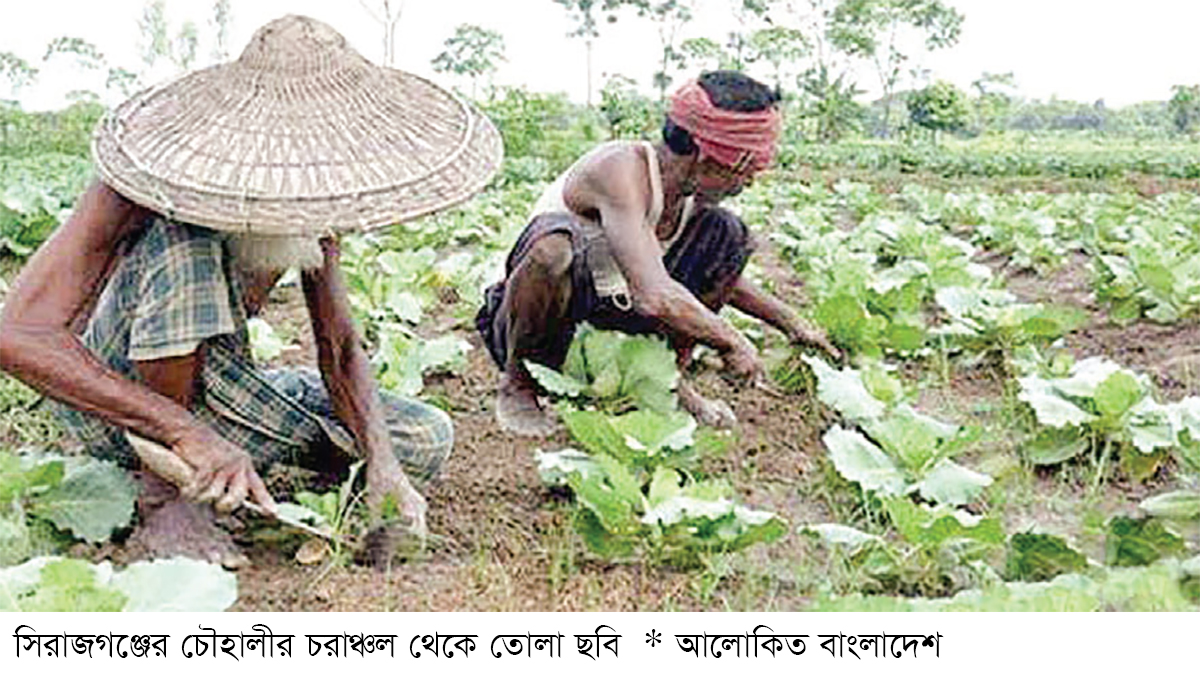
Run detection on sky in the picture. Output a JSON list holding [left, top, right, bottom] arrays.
[[1, 0, 1198, 110]]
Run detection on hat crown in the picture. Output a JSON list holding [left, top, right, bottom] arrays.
[[237, 15, 359, 75]]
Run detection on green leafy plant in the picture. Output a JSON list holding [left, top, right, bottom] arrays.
[[0, 450, 136, 565], [526, 322, 678, 414], [0, 556, 237, 612]]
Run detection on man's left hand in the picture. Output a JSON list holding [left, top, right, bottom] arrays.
[[365, 453, 427, 541], [790, 322, 842, 363]]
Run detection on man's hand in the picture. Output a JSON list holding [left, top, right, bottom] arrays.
[[365, 452, 427, 540], [789, 322, 842, 363], [722, 335, 765, 382], [171, 426, 276, 516]]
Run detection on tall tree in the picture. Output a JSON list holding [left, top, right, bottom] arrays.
[[138, 0, 171, 70], [210, 0, 233, 62], [831, 0, 963, 136], [623, 1, 697, 101], [0, 53, 38, 98], [431, 24, 506, 99], [747, 26, 808, 89], [357, 0, 405, 66], [553, 0, 632, 106]]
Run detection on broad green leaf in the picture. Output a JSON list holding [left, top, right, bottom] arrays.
[[0, 512, 32, 567], [112, 558, 238, 612], [595, 454, 643, 509], [1105, 516, 1188, 567], [608, 409, 696, 455], [3, 558, 126, 612], [386, 289, 424, 324], [575, 509, 637, 559], [525, 361, 586, 397], [1139, 491, 1200, 520], [560, 410, 630, 462], [246, 317, 286, 363], [29, 459, 137, 543], [1053, 357, 1123, 399], [802, 356, 886, 421], [534, 448, 597, 485], [647, 467, 682, 505], [568, 470, 639, 534], [822, 426, 906, 496], [1093, 371, 1143, 420], [1018, 376, 1095, 428], [1127, 399, 1176, 454], [885, 498, 1004, 547], [915, 459, 993, 507], [1005, 532, 1089, 582], [1024, 426, 1089, 465], [865, 404, 959, 472], [801, 523, 883, 552], [616, 335, 678, 412]]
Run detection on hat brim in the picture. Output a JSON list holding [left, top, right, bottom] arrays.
[[93, 63, 503, 236]]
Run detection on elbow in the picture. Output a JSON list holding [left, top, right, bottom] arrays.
[[632, 288, 669, 320], [0, 318, 29, 375]]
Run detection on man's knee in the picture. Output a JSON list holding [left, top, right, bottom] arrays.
[[524, 233, 574, 279]]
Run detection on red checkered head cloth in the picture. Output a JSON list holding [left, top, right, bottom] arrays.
[[667, 79, 782, 175]]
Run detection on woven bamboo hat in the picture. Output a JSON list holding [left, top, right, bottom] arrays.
[[92, 15, 503, 236]]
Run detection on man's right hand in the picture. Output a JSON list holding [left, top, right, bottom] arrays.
[[171, 426, 276, 516], [722, 337, 765, 382]]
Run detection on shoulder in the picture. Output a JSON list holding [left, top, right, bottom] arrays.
[[564, 141, 651, 212]]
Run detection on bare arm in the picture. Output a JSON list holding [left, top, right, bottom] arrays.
[[0, 181, 275, 512], [301, 237, 425, 533], [566, 150, 758, 371], [728, 277, 841, 361], [0, 181, 197, 444]]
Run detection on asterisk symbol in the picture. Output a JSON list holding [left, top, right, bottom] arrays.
[[645, 630, 662, 647]]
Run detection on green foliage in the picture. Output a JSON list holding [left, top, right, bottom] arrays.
[[599, 75, 662, 140], [1016, 356, 1198, 476], [528, 323, 678, 413], [1004, 532, 1089, 582], [532, 326, 782, 565], [908, 80, 970, 137], [0, 556, 237, 612], [1168, 84, 1200, 135], [1105, 516, 1188, 567], [1, 450, 136, 557], [431, 24, 506, 96], [537, 414, 786, 566]]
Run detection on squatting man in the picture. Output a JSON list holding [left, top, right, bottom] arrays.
[[0, 16, 502, 566], [478, 71, 839, 436]]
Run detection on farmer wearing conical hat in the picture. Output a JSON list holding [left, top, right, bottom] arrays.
[[0, 16, 502, 566], [477, 71, 837, 436]]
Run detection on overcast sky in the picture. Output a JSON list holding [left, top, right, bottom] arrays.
[[2, 0, 1198, 110]]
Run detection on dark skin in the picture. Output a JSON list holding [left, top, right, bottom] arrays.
[[0, 181, 425, 542], [497, 142, 839, 434]]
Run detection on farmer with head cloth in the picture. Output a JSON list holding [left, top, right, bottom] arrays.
[[478, 71, 838, 436], [0, 16, 503, 566]]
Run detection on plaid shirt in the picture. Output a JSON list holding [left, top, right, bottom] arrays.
[[55, 217, 450, 486]]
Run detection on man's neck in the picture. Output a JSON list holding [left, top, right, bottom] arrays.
[[653, 142, 694, 226]]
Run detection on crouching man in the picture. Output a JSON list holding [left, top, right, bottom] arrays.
[[478, 71, 837, 436], [0, 16, 502, 566]]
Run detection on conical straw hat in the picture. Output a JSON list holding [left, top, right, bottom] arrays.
[[92, 15, 503, 236]]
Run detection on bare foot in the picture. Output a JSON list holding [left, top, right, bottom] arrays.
[[496, 375, 558, 437], [130, 472, 249, 569], [679, 380, 737, 429]]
